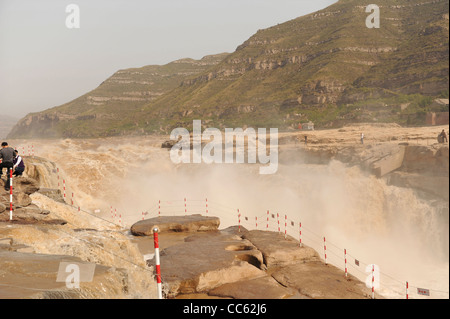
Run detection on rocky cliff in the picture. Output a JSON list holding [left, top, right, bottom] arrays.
[[7, 0, 449, 138], [7, 54, 229, 139]]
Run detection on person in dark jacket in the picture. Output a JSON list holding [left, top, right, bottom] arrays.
[[0, 142, 15, 191], [440, 129, 448, 143], [13, 150, 25, 177]]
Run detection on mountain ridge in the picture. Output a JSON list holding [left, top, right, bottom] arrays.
[[8, 0, 449, 139]]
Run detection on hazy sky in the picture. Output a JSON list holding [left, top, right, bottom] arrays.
[[0, 0, 336, 119]]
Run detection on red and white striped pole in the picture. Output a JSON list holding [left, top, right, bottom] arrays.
[[277, 213, 280, 233], [153, 227, 163, 299], [9, 168, 13, 221], [63, 179, 66, 201], [57, 168, 60, 187], [284, 215, 287, 239], [110, 206, 113, 219], [323, 237, 327, 265], [238, 209, 241, 232], [344, 249, 348, 278], [71, 193, 74, 206], [266, 210, 269, 230], [255, 216, 258, 229], [372, 265, 375, 299], [184, 198, 187, 215], [299, 222, 302, 247], [406, 281, 409, 299], [158, 200, 161, 217]]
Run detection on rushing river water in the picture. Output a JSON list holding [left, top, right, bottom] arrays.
[[5, 136, 449, 299]]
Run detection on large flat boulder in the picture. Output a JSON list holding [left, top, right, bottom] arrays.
[[131, 214, 220, 236], [149, 228, 266, 297], [208, 275, 296, 299], [242, 230, 319, 268], [271, 260, 376, 299]]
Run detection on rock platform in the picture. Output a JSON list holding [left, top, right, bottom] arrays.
[[131, 215, 377, 299]]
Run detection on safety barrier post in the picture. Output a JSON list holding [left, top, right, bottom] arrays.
[[344, 249, 348, 278], [153, 227, 163, 299], [266, 210, 269, 230], [256, 216, 258, 229], [158, 200, 161, 217], [372, 265, 375, 299], [63, 179, 66, 201], [323, 237, 327, 265], [284, 215, 287, 239], [406, 281, 409, 299], [299, 222, 302, 247], [9, 168, 13, 221], [277, 213, 280, 233], [238, 209, 241, 232], [184, 198, 187, 215], [206, 198, 208, 216]]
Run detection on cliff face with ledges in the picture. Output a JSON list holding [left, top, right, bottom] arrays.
[[7, 0, 449, 138]]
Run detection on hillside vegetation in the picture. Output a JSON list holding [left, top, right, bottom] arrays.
[[8, 0, 449, 138]]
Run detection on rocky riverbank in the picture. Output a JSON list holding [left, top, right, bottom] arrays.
[[1, 123, 448, 299], [131, 215, 377, 299]]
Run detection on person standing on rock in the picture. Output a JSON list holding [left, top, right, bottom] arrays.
[[439, 129, 448, 143], [0, 142, 15, 191], [360, 133, 365, 144], [13, 149, 25, 177]]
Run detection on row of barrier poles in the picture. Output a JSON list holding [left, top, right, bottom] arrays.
[[144, 198, 449, 299], [35, 183, 450, 300]]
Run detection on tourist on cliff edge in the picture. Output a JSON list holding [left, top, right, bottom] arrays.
[[0, 142, 15, 191], [13, 149, 25, 177]]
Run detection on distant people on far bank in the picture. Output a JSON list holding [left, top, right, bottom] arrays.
[[13, 149, 25, 177], [438, 129, 448, 143], [0, 142, 15, 191], [360, 133, 365, 144]]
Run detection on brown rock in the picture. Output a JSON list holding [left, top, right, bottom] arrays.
[[271, 260, 374, 299], [152, 229, 265, 297], [13, 192, 32, 208], [208, 275, 295, 299], [13, 177, 40, 195], [242, 230, 319, 268], [131, 214, 220, 236]]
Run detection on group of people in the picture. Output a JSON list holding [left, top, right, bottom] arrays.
[[0, 142, 25, 191]]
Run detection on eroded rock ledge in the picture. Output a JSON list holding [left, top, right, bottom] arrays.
[[132, 215, 377, 299], [0, 176, 66, 225]]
